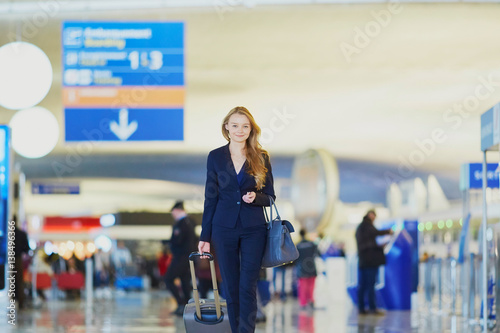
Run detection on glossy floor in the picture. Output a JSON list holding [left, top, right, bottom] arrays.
[[0, 290, 487, 333]]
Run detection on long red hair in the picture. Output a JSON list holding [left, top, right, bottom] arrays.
[[222, 106, 269, 190]]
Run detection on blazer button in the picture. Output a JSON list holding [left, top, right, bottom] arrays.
[[237, 202, 241, 205]]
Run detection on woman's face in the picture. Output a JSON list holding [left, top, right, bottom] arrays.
[[226, 113, 251, 143]]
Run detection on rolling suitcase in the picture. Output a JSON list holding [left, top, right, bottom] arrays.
[[184, 252, 231, 333]]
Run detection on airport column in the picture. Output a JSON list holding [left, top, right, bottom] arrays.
[[481, 152, 487, 333], [479, 104, 500, 333]]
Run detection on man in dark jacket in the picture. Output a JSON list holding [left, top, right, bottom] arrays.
[[355, 210, 393, 315], [165, 201, 197, 316]]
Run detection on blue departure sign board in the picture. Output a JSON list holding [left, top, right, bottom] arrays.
[[62, 22, 185, 141]]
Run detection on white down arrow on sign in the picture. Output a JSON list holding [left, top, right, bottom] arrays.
[[110, 108, 138, 141]]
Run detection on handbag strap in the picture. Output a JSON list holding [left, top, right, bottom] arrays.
[[264, 196, 281, 223]]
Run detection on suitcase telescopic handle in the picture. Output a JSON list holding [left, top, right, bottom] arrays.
[[189, 252, 214, 261], [188, 251, 222, 320]]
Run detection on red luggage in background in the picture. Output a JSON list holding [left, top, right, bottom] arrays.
[[56, 272, 85, 290], [35, 273, 52, 289]]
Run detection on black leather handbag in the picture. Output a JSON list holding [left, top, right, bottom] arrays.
[[261, 197, 299, 268]]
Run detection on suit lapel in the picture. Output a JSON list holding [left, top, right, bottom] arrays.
[[223, 144, 239, 184], [223, 144, 254, 189]]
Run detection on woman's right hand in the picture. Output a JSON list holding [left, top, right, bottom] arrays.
[[198, 241, 210, 258]]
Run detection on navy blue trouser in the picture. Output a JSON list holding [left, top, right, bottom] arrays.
[[358, 267, 378, 312], [212, 218, 267, 333]]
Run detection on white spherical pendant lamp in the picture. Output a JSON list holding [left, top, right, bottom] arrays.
[[0, 42, 53, 110]]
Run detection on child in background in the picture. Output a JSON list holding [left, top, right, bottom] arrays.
[[296, 229, 319, 310]]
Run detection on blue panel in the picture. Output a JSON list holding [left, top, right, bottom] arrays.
[[64, 54, 184, 69], [380, 230, 413, 310], [31, 183, 80, 195], [457, 213, 471, 264], [404, 220, 419, 293], [62, 21, 185, 142], [65, 72, 184, 87], [65, 108, 183, 141], [62, 22, 184, 87], [63, 22, 184, 49], [468, 163, 499, 189], [481, 108, 494, 151], [0, 126, 10, 271]]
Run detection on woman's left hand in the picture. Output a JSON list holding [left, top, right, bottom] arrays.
[[242, 191, 256, 204]]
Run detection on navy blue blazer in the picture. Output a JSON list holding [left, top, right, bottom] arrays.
[[200, 144, 276, 242]]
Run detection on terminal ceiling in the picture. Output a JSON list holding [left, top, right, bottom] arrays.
[[0, 3, 499, 214]]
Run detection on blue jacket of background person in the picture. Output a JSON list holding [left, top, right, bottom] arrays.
[[200, 143, 275, 242]]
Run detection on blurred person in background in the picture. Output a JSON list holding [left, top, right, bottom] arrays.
[[68, 254, 85, 273], [135, 240, 164, 288], [295, 229, 319, 310], [49, 253, 66, 275], [355, 210, 393, 315], [273, 265, 288, 301], [93, 248, 111, 289], [13, 215, 30, 309], [165, 201, 197, 316], [112, 240, 132, 276]]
